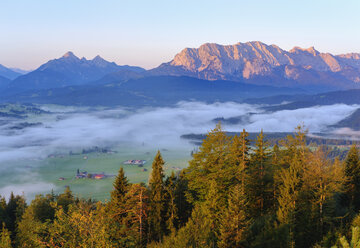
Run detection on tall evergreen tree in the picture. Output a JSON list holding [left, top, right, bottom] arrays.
[[119, 183, 149, 248], [248, 130, 272, 218], [218, 184, 249, 248], [344, 144, 360, 212], [174, 170, 192, 228], [0, 223, 11, 248], [230, 130, 250, 186], [148, 151, 165, 242], [186, 123, 231, 204], [164, 172, 178, 233], [110, 167, 129, 206], [108, 167, 129, 246], [5, 193, 26, 241], [277, 153, 303, 248], [56, 186, 74, 213]]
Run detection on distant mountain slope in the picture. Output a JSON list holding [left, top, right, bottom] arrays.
[[0, 64, 22, 80], [1, 76, 304, 107], [0, 75, 11, 90], [91, 68, 145, 85], [244, 89, 360, 112], [150, 41, 360, 91], [6, 52, 145, 93], [333, 108, 360, 130], [9, 68, 32, 74]]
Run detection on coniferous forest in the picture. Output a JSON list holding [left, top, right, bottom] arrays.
[[2, 124, 360, 248]]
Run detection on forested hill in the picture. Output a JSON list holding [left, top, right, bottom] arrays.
[[0, 76, 303, 107], [2, 125, 360, 247]]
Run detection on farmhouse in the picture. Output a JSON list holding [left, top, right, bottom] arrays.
[[123, 160, 146, 166], [75, 169, 114, 180]]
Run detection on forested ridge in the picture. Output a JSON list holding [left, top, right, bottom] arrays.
[[1, 124, 360, 247]]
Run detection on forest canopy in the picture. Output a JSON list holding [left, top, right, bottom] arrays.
[[1, 124, 360, 248]]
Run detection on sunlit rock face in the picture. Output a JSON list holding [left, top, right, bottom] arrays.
[[152, 41, 360, 90]]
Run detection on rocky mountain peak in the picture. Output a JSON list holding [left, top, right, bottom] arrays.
[[152, 41, 360, 90], [62, 51, 78, 59], [290, 46, 319, 56]]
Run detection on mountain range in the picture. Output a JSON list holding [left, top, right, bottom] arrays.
[[151, 41, 360, 91], [1, 41, 360, 105], [4, 52, 145, 94], [0, 64, 22, 80]]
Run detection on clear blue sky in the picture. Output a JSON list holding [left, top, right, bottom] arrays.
[[0, 0, 359, 70]]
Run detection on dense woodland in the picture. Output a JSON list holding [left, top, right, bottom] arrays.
[[2, 124, 360, 247]]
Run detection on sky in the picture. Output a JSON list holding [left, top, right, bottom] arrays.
[[0, 0, 359, 70]]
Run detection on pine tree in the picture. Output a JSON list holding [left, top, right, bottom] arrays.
[[16, 196, 51, 248], [333, 226, 360, 248], [174, 170, 192, 228], [57, 186, 74, 213], [164, 172, 178, 233], [230, 130, 250, 186], [303, 147, 344, 238], [48, 201, 113, 247], [5, 193, 26, 241], [248, 130, 272, 218], [122, 183, 149, 247], [344, 144, 360, 212], [186, 123, 231, 203], [110, 167, 129, 206], [148, 151, 165, 242], [0, 223, 11, 248], [108, 167, 129, 246], [277, 154, 303, 248], [218, 184, 249, 248], [201, 180, 223, 244]]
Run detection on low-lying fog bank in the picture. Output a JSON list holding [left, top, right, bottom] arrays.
[[0, 101, 358, 200]]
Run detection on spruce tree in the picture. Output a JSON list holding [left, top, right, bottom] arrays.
[[164, 172, 178, 233], [230, 130, 250, 187], [248, 130, 272, 218], [0, 223, 11, 248], [108, 167, 129, 246], [277, 154, 303, 248], [148, 151, 165, 242], [174, 170, 192, 228], [121, 183, 149, 247], [344, 144, 360, 212], [186, 123, 231, 203], [218, 184, 249, 248], [57, 187, 74, 213], [110, 167, 129, 206]]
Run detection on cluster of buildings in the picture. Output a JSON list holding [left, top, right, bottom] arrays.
[[123, 160, 147, 166], [75, 169, 113, 180]]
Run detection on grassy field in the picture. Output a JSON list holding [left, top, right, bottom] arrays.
[[34, 145, 192, 201]]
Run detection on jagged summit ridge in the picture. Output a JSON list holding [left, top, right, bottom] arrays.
[[8, 51, 145, 92], [151, 41, 360, 90]]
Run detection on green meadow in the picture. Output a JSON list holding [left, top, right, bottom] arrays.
[[34, 146, 192, 201]]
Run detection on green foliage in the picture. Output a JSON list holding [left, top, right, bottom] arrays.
[[164, 172, 177, 233], [218, 184, 249, 248], [16, 194, 55, 247], [0, 224, 12, 248], [56, 186, 74, 213], [185, 123, 232, 204], [333, 226, 360, 248], [110, 167, 128, 205], [148, 151, 165, 242], [344, 145, 360, 212], [248, 130, 273, 218], [3, 124, 360, 248]]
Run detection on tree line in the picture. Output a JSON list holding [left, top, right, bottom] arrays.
[[1, 124, 360, 247]]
